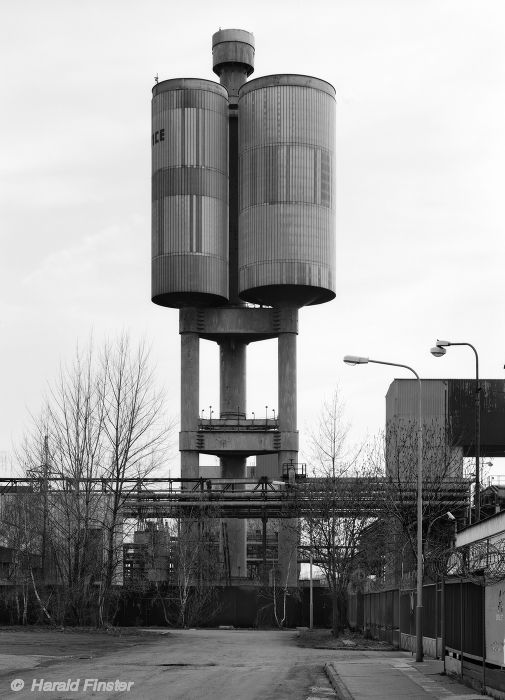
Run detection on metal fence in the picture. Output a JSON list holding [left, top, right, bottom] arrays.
[[350, 579, 483, 659], [350, 579, 497, 692]]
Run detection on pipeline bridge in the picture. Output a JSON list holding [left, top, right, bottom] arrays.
[[0, 475, 471, 519]]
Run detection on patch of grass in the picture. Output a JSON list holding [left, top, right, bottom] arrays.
[[297, 628, 394, 651]]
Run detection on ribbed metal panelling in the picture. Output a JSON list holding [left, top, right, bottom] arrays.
[[238, 75, 336, 306], [151, 79, 229, 307], [386, 379, 448, 419]]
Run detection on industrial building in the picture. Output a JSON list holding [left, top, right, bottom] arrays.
[[2, 29, 502, 634], [151, 28, 336, 582], [386, 378, 505, 481]]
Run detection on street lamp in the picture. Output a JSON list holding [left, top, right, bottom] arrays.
[[343, 354, 424, 662], [425, 510, 456, 554], [430, 340, 481, 522]]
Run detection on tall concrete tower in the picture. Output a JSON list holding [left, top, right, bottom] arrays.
[[151, 30, 336, 579]]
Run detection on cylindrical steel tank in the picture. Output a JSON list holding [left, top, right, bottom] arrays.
[[238, 74, 336, 307], [152, 78, 229, 307]]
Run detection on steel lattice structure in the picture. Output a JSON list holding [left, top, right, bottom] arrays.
[[0, 475, 471, 520]]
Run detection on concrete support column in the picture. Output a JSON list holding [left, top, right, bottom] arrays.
[[278, 311, 298, 476], [219, 339, 246, 419], [277, 309, 299, 586], [180, 330, 199, 480], [219, 338, 247, 577]]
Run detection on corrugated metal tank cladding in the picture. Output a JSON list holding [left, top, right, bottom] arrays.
[[386, 379, 448, 420], [151, 79, 229, 307], [238, 75, 336, 307]]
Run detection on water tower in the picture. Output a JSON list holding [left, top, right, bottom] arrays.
[[151, 29, 336, 579]]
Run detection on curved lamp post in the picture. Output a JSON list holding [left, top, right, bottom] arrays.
[[343, 355, 424, 662], [430, 340, 481, 522], [425, 510, 456, 554]]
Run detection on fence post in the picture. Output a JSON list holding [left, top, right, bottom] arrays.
[[441, 576, 446, 673], [460, 578, 464, 680], [398, 586, 401, 650], [482, 576, 486, 692], [435, 577, 439, 659]]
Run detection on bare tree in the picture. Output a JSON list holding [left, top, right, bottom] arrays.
[[300, 391, 468, 636], [367, 419, 468, 586], [256, 518, 300, 628], [17, 346, 107, 624], [15, 335, 171, 626], [171, 505, 223, 628], [97, 336, 168, 625], [309, 390, 350, 478], [303, 389, 378, 635], [0, 491, 49, 624]]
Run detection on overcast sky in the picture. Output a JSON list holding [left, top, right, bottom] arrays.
[[1, 0, 504, 476]]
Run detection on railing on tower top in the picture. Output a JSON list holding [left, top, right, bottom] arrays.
[[198, 412, 279, 431]]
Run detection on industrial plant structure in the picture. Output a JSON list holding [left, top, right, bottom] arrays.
[[3, 29, 505, 642], [386, 378, 505, 480], [151, 29, 336, 580]]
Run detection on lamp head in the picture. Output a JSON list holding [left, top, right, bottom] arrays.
[[446, 511, 456, 521], [436, 339, 451, 347], [430, 346, 447, 358], [343, 355, 369, 366]]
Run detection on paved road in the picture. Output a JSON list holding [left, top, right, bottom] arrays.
[[0, 629, 341, 700]]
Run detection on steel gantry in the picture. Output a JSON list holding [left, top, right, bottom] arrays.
[[0, 475, 471, 520]]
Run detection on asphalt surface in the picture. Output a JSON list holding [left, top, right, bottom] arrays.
[[0, 628, 341, 700], [327, 654, 489, 699]]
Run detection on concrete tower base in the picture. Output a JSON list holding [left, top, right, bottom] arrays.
[[178, 305, 300, 585]]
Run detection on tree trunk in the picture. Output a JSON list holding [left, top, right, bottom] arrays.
[[22, 586, 28, 625], [30, 569, 53, 623], [332, 589, 339, 636]]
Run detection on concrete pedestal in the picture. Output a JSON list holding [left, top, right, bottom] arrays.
[[180, 331, 200, 480], [278, 318, 298, 476], [220, 338, 247, 577]]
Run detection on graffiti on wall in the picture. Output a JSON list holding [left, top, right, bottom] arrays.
[[486, 583, 505, 665]]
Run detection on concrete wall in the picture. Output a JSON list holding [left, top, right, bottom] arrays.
[[456, 511, 505, 548], [256, 454, 280, 480], [485, 582, 505, 667], [401, 633, 442, 658]]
